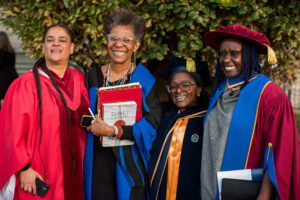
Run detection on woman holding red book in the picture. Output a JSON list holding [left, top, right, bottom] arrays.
[[84, 8, 161, 200]]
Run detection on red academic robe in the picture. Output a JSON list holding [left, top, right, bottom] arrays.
[[246, 82, 300, 200], [0, 67, 89, 200]]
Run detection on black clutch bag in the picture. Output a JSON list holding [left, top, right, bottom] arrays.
[[221, 178, 261, 200]]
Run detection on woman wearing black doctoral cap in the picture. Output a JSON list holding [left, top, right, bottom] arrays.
[[148, 56, 210, 200]]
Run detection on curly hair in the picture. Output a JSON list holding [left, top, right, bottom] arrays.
[[215, 38, 262, 88], [103, 8, 146, 42]]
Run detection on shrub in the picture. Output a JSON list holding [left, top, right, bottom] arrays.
[[0, 0, 299, 83]]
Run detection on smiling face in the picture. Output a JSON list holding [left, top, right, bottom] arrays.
[[107, 25, 140, 65], [219, 38, 243, 78], [42, 26, 74, 66], [169, 72, 201, 112]]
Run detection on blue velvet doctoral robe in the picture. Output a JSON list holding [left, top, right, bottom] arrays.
[[84, 64, 161, 200], [149, 105, 206, 200]]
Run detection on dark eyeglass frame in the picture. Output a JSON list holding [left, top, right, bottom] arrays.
[[107, 34, 135, 45], [166, 81, 196, 93], [217, 50, 242, 59]]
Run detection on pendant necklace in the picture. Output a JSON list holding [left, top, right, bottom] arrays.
[[105, 62, 132, 87]]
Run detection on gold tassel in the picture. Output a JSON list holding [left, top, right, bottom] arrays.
[[265, 45, 277, 65], [186, 58, 196, 72]]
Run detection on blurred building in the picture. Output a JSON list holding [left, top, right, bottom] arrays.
[[282, 66, 300, 111]]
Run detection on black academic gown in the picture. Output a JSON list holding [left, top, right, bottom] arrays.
[[149, 105, 206, 200]]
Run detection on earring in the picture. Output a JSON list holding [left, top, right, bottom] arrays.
[[132, 52, 136, 66]]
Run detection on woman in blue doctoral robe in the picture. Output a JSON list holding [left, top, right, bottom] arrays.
[[83, 9, 161, 200], [149, 56, 210, 200]]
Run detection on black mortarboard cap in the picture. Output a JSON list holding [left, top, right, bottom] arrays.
[[161, 56, 211, 87]]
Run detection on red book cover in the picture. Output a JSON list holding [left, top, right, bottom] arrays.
[[98, 86, 142, 122]]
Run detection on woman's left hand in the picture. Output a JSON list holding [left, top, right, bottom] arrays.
[[20, 167, 44, 196], [87, 114, 115, 137], [256, 169, 273, 200]]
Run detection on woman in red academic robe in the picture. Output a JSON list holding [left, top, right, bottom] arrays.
[[0, 24, 89, 200], [201, 24, 300, 200]]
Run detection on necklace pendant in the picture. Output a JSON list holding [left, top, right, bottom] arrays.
[[106, 62, 132, 87]]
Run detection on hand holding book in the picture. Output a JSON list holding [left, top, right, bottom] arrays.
[[95, 82, 142, 147], [101, 101, 137, 147], [87, 113, 115, 137], [86, 82, 142, 146]]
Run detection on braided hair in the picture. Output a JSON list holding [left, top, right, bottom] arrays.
[[215, 38, 262, 88], [32, 24, 74, 180]]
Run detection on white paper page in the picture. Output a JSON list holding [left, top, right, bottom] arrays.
[[217, 169, 252, 200], [102, 101, 136, 147], [98, 82, 140, 91]]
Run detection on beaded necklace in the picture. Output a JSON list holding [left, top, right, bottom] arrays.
[[104, 62, 132, 87]]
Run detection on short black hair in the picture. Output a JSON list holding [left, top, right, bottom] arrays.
[[42, 24, 74, 43], [103, 8, 146, 42]]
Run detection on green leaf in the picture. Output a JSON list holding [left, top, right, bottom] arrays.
[[0, 0, 298, 83]]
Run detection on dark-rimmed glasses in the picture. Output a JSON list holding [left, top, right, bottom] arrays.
[[166, 81, 196, 93], [107, 34, 134, 45], [217, 50, 242, 59]]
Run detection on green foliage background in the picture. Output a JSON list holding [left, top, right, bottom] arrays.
[[0, 0, 299, 83]]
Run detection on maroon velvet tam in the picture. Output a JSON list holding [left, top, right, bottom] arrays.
[[204, 24, 270, 54]]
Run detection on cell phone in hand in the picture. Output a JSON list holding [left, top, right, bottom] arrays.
[[36, 178, 50, 197], [80, 115, 94, 127]]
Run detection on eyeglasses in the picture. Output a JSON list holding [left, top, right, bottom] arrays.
[[166, 81, 196, 93], [107, 34, 134, 45], [217, 50, 242, 59]]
